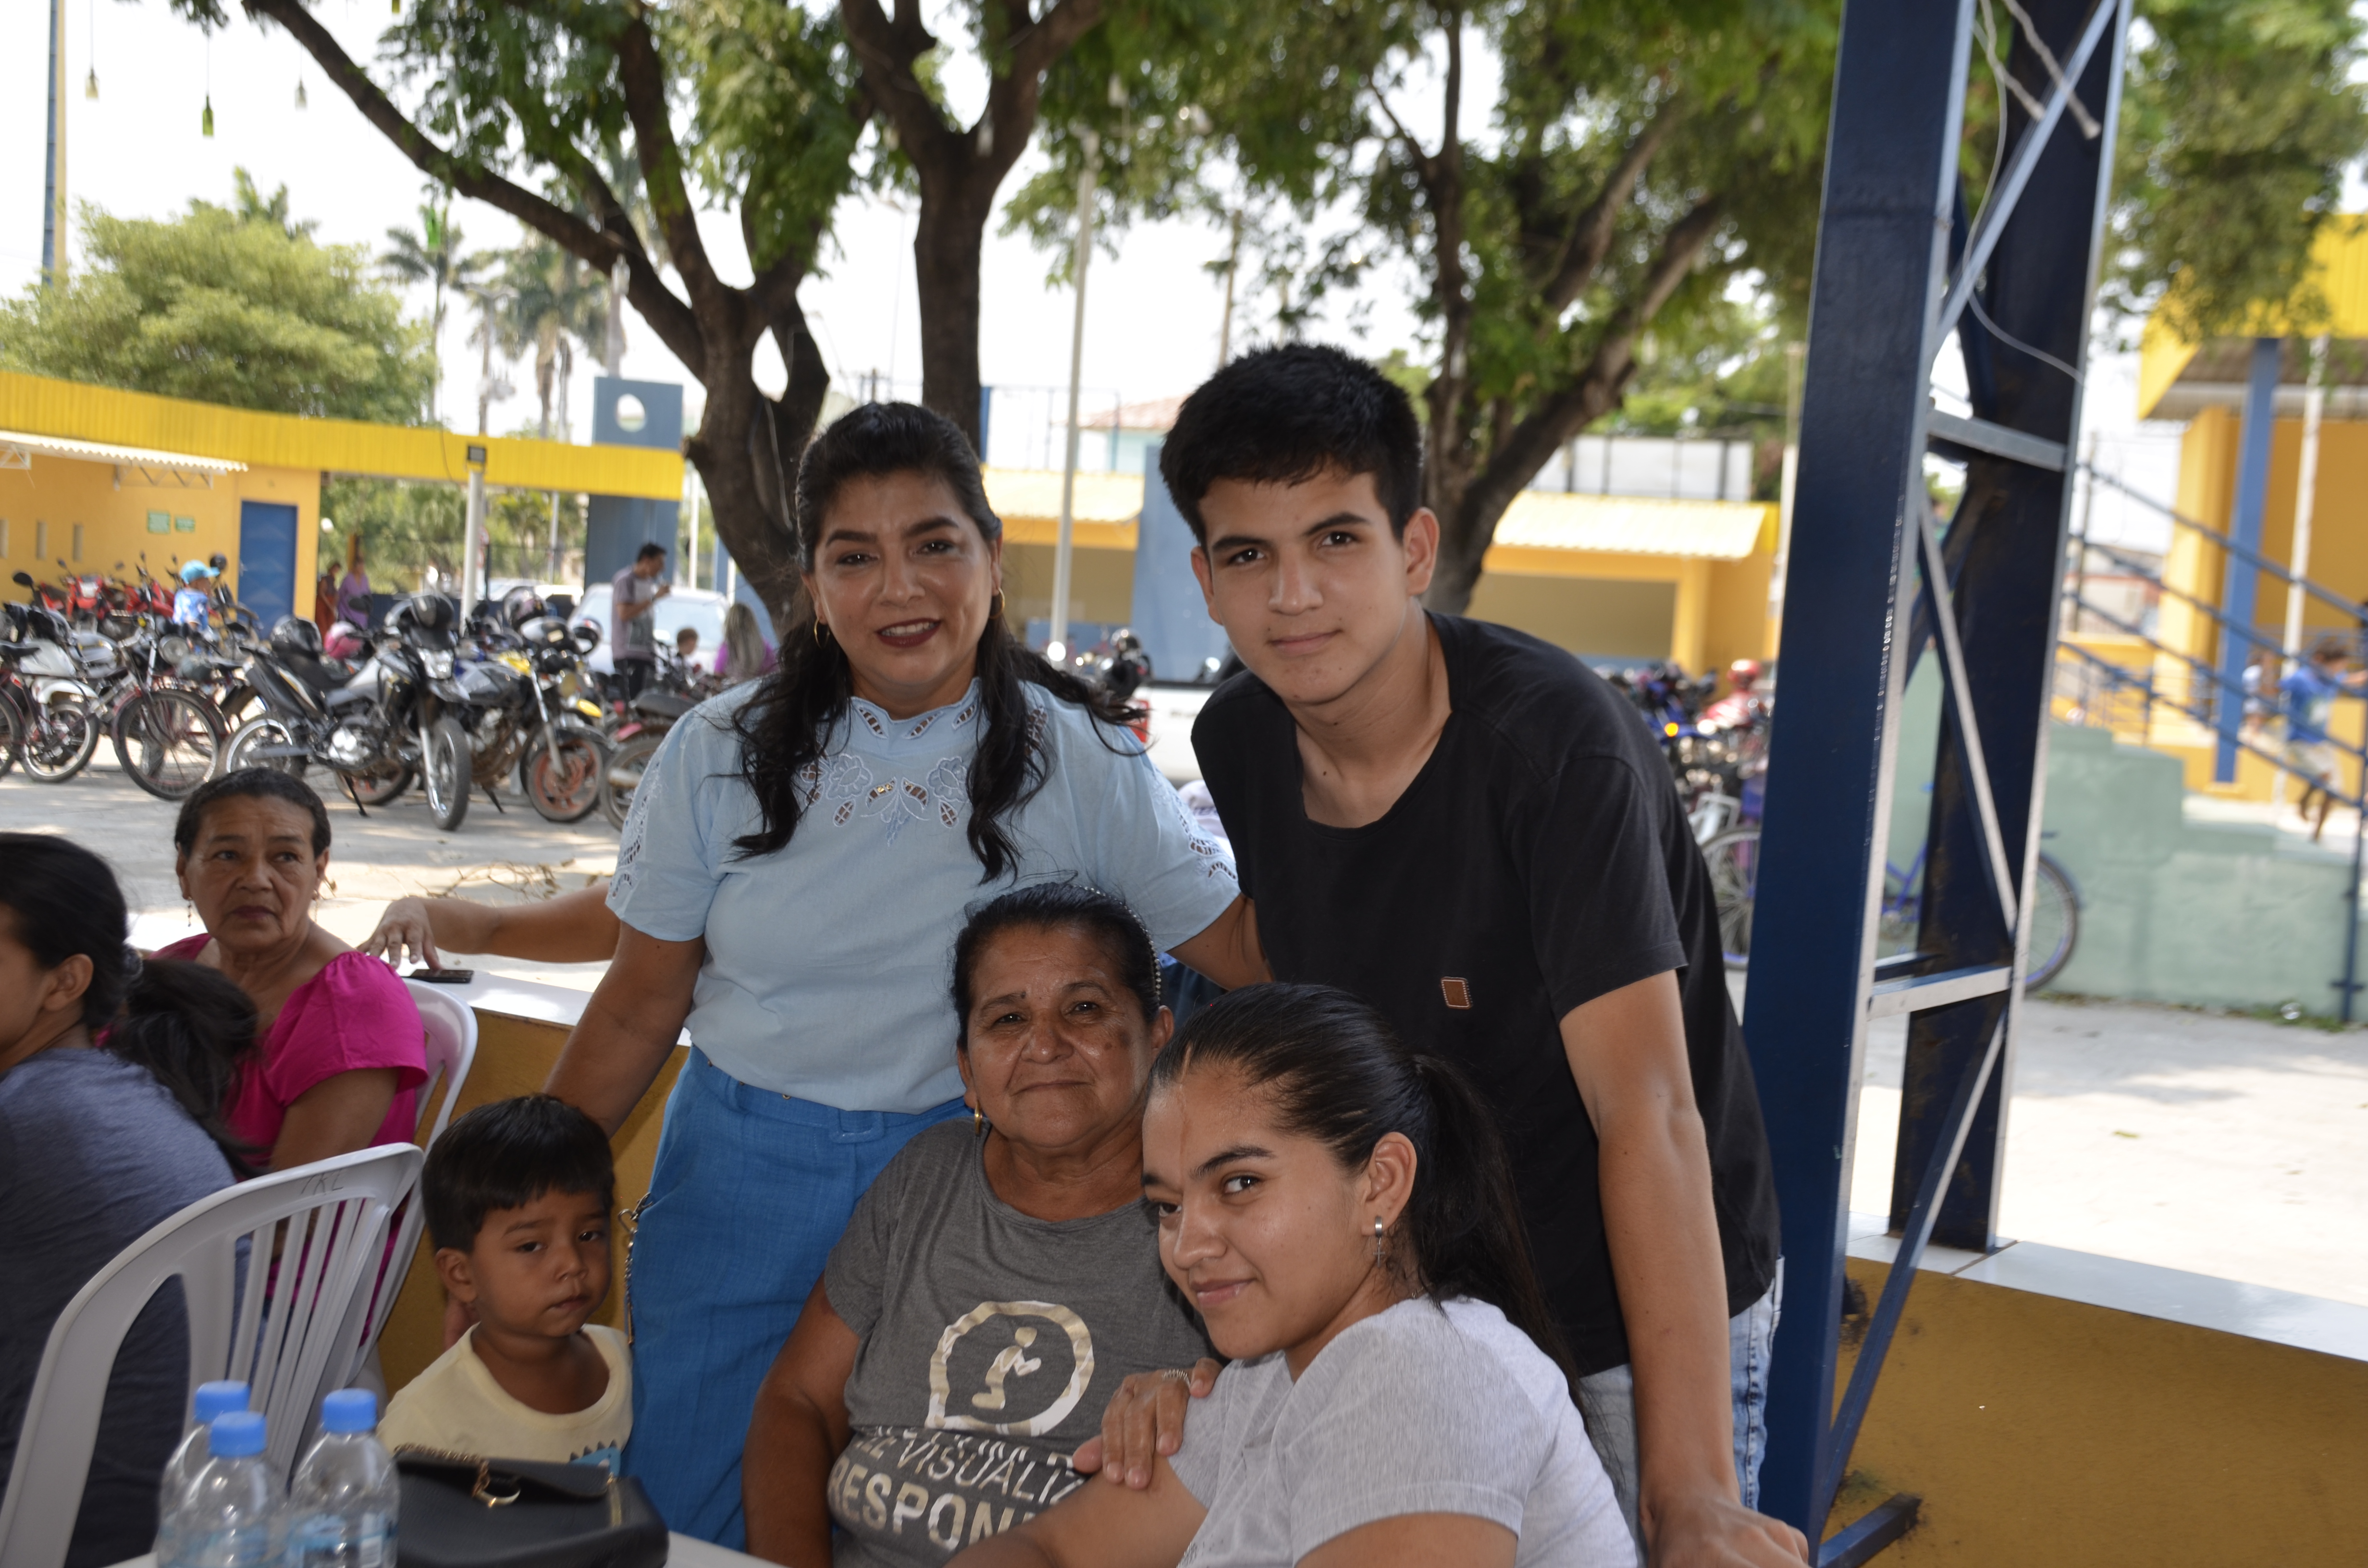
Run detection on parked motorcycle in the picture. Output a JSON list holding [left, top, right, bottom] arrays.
[[222, 594, 475, 829], [457, 609, 611, 824], [3, 572, 111, 781]]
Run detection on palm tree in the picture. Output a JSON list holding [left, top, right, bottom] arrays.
[[383, 196, 490, 426], [463, 281, 518, 437], [501, 240, 604, 441]]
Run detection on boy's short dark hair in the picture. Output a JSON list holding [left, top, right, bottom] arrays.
[[424, 1095, 616, 1253], [1158, 344, 1424, 545], [636, 542, 668, 562]]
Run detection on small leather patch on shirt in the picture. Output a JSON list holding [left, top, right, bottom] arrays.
[[1441, 977, 1472, 1010]]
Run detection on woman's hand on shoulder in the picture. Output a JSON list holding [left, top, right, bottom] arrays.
[[1071, 1359, 1222, 1490]]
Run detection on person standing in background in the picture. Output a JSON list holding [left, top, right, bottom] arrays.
[[715, 600, 776, 687], [336, 538, 373, 630], [611, 543, 670, 702]]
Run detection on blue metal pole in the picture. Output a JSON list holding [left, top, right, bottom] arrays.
[[1740, 0, 1974, 1537], [2216, 337, 2282, 782]]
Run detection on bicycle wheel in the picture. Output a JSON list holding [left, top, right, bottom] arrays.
[[1702, 826, 1762, 970], [20, 697, 99, 783], [2025, 854, 2081, 989], [112, 687, 226, 801], [0, 692, 20, 778], [600, 732, 664, 830]]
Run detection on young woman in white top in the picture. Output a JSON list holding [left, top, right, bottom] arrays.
[[952, 983, 1634, 1568]]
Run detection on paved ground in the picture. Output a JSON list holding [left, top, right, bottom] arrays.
[[8, 754, 2364, 1308]]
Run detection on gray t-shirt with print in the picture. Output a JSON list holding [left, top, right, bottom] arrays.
[[1169, 1297, 1634, 1568], [822, 1121, 1211, 1568]]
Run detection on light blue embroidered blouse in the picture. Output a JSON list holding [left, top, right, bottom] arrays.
[[607, 678, 1238, 1113]]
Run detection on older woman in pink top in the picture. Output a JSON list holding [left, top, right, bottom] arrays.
[[157, 768, 425, 1169]]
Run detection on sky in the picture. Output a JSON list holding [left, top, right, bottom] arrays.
[[0, 0, 2182, 545]]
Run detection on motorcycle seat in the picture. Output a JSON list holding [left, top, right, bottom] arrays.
[[632, 690, 694, 721], [285, 651, 360, 693]]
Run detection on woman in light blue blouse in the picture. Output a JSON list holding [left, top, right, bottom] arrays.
[[548, 404, 1263, 1548]]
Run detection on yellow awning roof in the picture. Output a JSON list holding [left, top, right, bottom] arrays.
[[983, 468, 1148, 527], [2138, 215, 2368, 420], [0, 428, 246, 484], [1493, 492, 1772, 559]]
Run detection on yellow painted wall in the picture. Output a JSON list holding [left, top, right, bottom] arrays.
[[1826, 1255, 2368, 1565], [0, 453, 322, 620], [0, 371, 683, 500], [1466, 574, 1678, 659], [377, 1015, 686, 1393]]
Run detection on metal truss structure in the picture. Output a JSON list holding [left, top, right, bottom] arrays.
[[1739, 0, 2131, 1560]]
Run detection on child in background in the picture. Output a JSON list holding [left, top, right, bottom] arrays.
[[380, 1096, 633, 1470]]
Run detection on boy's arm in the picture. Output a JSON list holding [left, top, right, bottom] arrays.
[[1561, 971, 1808, 1568], [744, 1280, 860, 1567], [947, 1455, 1204, 1568]]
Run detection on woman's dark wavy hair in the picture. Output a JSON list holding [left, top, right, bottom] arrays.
[[0, 833, 263, 1175], [1151, 982, 1574, 1386], [730, 402, 1137, 877], [950, 883, 1162, 1051]]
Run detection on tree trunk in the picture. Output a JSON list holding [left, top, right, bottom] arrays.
[[912, 188, 992, 450]]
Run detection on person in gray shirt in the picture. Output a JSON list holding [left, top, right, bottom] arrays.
[[744, 886, 1212, 1566], [0, 836, 256, 1568], [948, 985, 1633, 1568]]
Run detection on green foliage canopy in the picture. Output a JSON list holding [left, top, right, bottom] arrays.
[[0, 175, 434, 424]]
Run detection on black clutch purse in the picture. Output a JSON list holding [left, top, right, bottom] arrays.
[[393, 1451, 669, 1568]]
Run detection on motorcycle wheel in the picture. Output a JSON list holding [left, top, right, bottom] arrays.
[[339, 766, 412, 808], [224, 716, 309, 779], [600, 732, 664, 830], [525, 730, 607, 824], [421, 716, 469, 831], [112, 687, 226, 801], [21, 697, 99, 783]]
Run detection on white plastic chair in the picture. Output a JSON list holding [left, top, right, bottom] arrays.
[[0, 1143, 423, 1568], [403, 978, 478, 1151]]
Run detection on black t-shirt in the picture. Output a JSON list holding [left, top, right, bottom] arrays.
[[1193, 613, 1780, 1377]]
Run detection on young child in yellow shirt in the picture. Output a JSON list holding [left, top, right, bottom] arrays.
[[381, 1096, 632, 1470]]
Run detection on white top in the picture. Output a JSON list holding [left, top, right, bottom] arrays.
[[380, 1324, 632, 1472], [607, 679, 1237, 1112], [1169, 1298, 1634, 1567]]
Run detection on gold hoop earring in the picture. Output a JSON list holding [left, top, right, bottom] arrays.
[[972, 1103, 987, 1139], [990, 589, 1005, 623], [812, 619, 830, 648]]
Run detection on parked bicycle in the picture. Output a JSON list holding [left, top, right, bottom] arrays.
[[1703, 825, 2081, 989]]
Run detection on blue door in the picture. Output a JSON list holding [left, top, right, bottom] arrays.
[[237, 501, 298, 629]]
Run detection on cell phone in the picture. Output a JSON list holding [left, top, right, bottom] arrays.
[[409, 967, 475, 984]]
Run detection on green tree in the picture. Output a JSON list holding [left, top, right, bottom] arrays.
[[0, 173, 433, 423], [382, 196, 491, 426], [1073, 0, 2367, 613], [201, 0, 869, 616]]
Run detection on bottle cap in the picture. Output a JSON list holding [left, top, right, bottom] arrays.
[[210, 1410, 266, 1458], [193, 1381, 250, 1424], [319, 1388, 378, 1433]]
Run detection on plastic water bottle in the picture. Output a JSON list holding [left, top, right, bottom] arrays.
[[163, 1410, 282, 1568], [283, 1389, 398, 1568], [155, 1381, 252, 1564]]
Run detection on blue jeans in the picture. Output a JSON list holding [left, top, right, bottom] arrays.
[[1574, 1257, 1784, 1554], [619, 1048, 967, 1547]]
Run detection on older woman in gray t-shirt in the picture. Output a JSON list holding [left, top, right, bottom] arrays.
[[743, 887, 1210, 1566]]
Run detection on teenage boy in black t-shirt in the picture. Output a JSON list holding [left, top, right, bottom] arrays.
[[1165, 345, 1796, 1568]]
